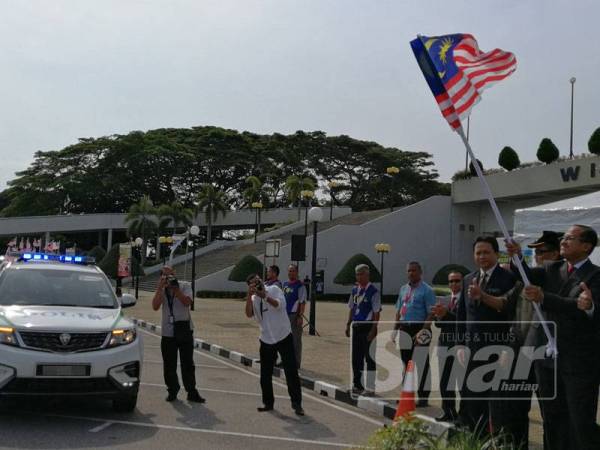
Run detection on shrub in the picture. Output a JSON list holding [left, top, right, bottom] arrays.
[[537, 138, 560, 164], [86, 245, 106, 262], [432, 264, 471, 286], [451, 169, 472, 182], [498, 146, 520, 171], [228, 255, 264, 282], [589, 127, 600, 155], [333, 253, 381, 285]]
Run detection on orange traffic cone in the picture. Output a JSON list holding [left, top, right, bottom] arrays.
[[394, 360, 416, 420]]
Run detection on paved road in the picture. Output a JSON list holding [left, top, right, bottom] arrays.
[[0, 328, 385, 450]]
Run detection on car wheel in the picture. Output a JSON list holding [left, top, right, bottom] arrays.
[[113, 393, 138, 412]]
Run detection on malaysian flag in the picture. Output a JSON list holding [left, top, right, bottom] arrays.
[[410, 34, 517, 130]]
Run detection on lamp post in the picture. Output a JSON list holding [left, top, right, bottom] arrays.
[[158, 236, 173, 265], [133, 237, 143, 299], [251, 202, 263, 243], [308, 206, 323, 336], [569, 77, 576, 159], [327, 181, 338, 221], [375, 243, 391, 298], [301, 190, 314, 236], [385, 166, 399, 212], [189, 225, 200, 311]]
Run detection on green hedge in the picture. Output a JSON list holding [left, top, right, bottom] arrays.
[[334, 253, 381, 285], [228, 255, 264, 282]]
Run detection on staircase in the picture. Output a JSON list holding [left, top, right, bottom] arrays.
[[136, 208, 391, 292]]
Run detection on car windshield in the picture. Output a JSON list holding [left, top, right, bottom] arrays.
[[0, 267, 118, 308]]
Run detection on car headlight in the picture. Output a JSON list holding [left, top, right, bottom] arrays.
[[108, 328, 137, 347], [0, 326, 18, 346]]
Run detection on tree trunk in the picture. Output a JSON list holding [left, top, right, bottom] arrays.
[[207, 206, 212, 245]]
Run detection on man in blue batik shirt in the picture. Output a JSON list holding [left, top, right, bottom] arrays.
[[282, 264, 306, 368], [345, 264, 381, 395], [393, 261, 436, 406]]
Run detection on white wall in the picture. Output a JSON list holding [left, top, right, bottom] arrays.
[[197, 196, 453, 295]]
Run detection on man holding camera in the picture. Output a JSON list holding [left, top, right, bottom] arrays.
[[245, 273, 304, 416], [152, 266, 205, 403]]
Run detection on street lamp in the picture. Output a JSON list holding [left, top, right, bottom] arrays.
[[308, 206, 323, 336], [375, 243, 391, 298], [569, 77, 576, 159], [158, 236, 173, 265], [133, 237, 143, 299], [301, 190, 314, 236], [251, 202, 263, 243], [385, 166, 400, 212], [327, 181, 339, 221], [189, 225, 200, 311]]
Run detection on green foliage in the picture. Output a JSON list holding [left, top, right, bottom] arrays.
[[536, 138, 560, 164], [195, 184, 229, 243], [361, 417, 517, 450], [0, 127, 446, 217], [156, 201, 193, 235], [98, 244, 144, 280], [451, 169, 472, 182], [498, 146, 520, 171], [589, 127, 600, 155], [432, 264, 471, 286], [333, 253, 381, 285], [228, 255, 265, 282], [86, 245, 107, 262]]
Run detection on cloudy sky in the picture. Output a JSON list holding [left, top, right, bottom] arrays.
[[1, 0, 598, 189]]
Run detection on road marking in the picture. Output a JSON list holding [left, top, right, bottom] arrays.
[[89, 421, 113, 433], [46, 413, 354, 448], [143, 360, 228, 369], [141, 382, 289, 399], [140, 329, 384, 426]]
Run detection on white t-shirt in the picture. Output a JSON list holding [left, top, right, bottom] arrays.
[[252, 285, 291, 344]]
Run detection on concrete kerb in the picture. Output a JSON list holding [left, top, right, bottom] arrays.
[[132, 318, 451, 437]]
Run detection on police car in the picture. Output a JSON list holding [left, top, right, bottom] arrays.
[[0, 253, 143, 412]]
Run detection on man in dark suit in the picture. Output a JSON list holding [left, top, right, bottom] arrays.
[[432, 270, 463, 422], [506, 224, 600, 450], [456, 236, 517, 435]]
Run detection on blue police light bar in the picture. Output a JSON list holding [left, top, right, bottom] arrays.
[[9, 252, 95, 265]]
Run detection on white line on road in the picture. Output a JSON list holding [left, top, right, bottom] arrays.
[[139, 329, 384, 427], [46, 413, 354, 448], [143, 360, 228, 369], [89, 421, 113, 433], [140, 382, 290, 399]]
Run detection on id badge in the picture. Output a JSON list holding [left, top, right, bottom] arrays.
[[169, 316, 175, 324]]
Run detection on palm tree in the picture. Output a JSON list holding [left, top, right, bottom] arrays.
[[125, 195, 157, 265], [285, 175, 315, 220], [157, 201, 194, 236], [195, 184, 229, 244], [243, 176, 264, 205]]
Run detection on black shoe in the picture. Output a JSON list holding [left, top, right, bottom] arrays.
[[187, 391, 206, 403], [350, 386, 364, 396], [416, 399, 429, 408], [257, 405, 274, 412], [293, 404, 305, 416], [166, 392, 178, 402]]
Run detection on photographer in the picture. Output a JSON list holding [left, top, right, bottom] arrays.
[[152, 266, 205, 404], [244, 273, 304, 416]]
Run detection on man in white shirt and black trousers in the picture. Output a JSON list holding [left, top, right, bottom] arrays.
[[152, 266, 205, 404], [245, 273, 304, 416]]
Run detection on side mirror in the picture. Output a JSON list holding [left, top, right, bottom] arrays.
[[120, 293, 137, 308]]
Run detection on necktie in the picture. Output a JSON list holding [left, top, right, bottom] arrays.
[[449, 295, 457, 310], [567, 264, 575, 275], [479, 272, 488, 290]]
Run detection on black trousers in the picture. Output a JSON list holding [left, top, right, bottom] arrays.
[[437, 338, 458, 417], [161, 335, 197, 394], [536, 359, 600, 450], [351, 323, 376, 391], [259, 333, 302, 408], [399, 323, 430, 401]]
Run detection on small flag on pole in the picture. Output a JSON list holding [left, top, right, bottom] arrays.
[[410, 33, 517, 130]]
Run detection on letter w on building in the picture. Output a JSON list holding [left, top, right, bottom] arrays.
[[560, 166, 580, 182]]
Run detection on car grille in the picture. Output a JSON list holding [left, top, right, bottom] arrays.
[[2, 378, 117, 395], [18, 331, 109, 353]]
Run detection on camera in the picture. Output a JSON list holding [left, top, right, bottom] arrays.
[[254, 279, 264, 292], [166, 275, 179, 287]]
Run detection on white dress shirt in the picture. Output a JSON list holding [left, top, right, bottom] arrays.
[[252, 285, 291, 344]]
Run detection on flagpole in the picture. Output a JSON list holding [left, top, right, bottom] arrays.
[[464, 117, 470, 171], [456, 126, 557, 357]]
